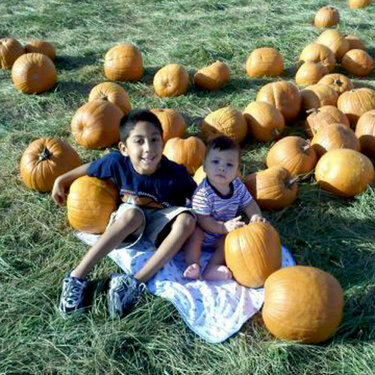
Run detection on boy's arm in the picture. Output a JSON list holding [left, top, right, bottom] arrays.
[[243, 199, 267, 223], [197, 214, 245, 234]]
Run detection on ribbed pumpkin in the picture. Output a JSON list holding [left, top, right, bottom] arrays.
[[355, 110, 375, 158], [88, 82, 131, 115], [315, 148, 374, 197], [0, 37, 24, 69], [311, 123, 360, 157], [305, 106, 350, 137], [224, 222, 281, 288], [153, 63, 189, 97], [299, 43, 336, 72], [25, 40, 55, 61], [201, 106, 247, 143], [262, 266, 344, 343], [348, 0, 371, 8], [314, 6, 340, 28], [193, 165, 241, 185], [163, 136, 206, 175], [341, 49, 373, 76], [244, 166, 298, 210], [67, 175, 118, 234], [71, 100, 122, 149], [245, 48, 284, 77], [318, 73, 353, 95], [266, 136, 317, 177], [194, 61, 230, 90], [150, 108, 186, 143], [20, 137, 81, 192], [104, 44, 143, 81], [11, 53, 57, 94], [316, 29, 350, 61], [337, 88, 375, 124], [345, 34, 366, 51], [243, 101, 285, 142], [256, 81, 301, 123], [295, 62, 328, 85], [300, 83, 338, 112]]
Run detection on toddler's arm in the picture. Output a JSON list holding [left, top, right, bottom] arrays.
[[197, 214, 245, 234], [244, 200, 267, 223]]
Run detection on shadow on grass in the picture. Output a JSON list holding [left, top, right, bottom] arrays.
[[55, 55, 100, 71], [55, 80, 97, 98]]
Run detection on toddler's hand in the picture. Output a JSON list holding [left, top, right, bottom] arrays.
[[224, 216, 245, 232], [52, 178, 67, 206], [250, 214, 267, 223]]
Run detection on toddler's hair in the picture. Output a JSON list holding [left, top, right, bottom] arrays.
[[205, 135, 241, 160], [120, 109, 163, 142]]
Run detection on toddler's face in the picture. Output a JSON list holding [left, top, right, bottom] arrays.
[[119, 121, 163, 175], [204, 148, 239, 188]]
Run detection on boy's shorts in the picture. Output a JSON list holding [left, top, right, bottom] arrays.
[[107, 203, 195, 248]]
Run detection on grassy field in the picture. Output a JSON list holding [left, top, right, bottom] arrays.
[[1, 0, 375, 373]]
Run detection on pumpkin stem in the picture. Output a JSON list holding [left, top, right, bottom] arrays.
[[334, 79, 343, 87], [306, 108, 319, 115], [271, 128, 280, 137], [100, 95, 109, 101], [286, 176, 299, 188], [38, 147, 52, 162], [301, 141, 311, 152]]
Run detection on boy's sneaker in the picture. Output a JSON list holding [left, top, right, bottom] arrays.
[[107, 273, 146, 318], [59, 272, 88, 317]]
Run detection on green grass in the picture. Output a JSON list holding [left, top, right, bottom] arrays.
[[1, 0, 375, 373]]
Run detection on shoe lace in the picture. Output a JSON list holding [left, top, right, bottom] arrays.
[[63, 278, 86, 304]]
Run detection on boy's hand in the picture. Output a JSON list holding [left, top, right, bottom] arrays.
[[224, 216, 245, 232], [250, 214, 267, 223], [52, 178, 67, 206]]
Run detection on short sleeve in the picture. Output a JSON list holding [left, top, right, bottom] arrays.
[[192, 187, 212, 215], [236, 179, 253, 210]]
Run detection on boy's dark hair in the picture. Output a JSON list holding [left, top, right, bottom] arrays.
[[205, 135, 241, 160], [120, 109, 163, 142]]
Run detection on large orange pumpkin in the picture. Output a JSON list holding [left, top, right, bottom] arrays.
[[224, 222, 282, 288], [20, 137, 81, 192], [348, 0, 371, 8], [295, 62, 328, 85], [71, 100, 123, 149], [153, 63, 189, 97], [201, 106, 247, 143], [163, 136, 206, 175], [300, 83, 338, 112], [298, 43, 336, 72], [355, 110, 375, 158], [194, 61, 230, 90], [318, 73, 353, 95], [0, 37, 24, 69], [245, 48, 284, 77], [67, 175, 118, 234], [341, 49, 373, 76], [262, 266, 344, 343], [11, 53, 57, 94], [315, 148, 374, 197], [150, 108, 186, 143], [25, 40, 55, 61], [314, 6, 340, 28], [345, 34, 366, 51], [316, 29, 350, 61], [104, 44, 143, 81]]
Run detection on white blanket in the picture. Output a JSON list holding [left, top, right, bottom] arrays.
[[75, 231, 296, 343]]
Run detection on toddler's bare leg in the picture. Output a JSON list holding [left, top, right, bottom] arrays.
[[135, 213, 196, 283], [183, 226, 204, 279]]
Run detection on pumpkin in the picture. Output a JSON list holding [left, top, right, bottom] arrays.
[[244, 166, 298, 210], [201, 106, 247, 143], [25, 40, 55, 61], [20, 137, 81, 192], [337, 88, 375, 125], [262, 266, 344, 343], [355, 110, 375, 158], [345, 34, 366, 51], [88, 82, 131, 115], [71, 100, 123, 149], [243, 101, 285, 142], [299, 43, 336, 72], [11, 53, 57, 94], [318, 73, 354, 95], [256, 81, 301, 123], [0, 37, 24, 69], [104, 44, 143, 81], [316, 29, 350, 61], [315, 148, 374, 197], [224, 222, 282, 288], [311, 123, 360, 157], [341, 49, 373, 76], [348, 0, 371, 8], [266, 136, 317, 177], [163, 136, 206, 175], [305, 106, 350, 137], [67, 175, 118, 234], [300, 83, 338, 112], [153, 63, 189, 97], [245, 47, 284, 77], [193, 165, 241, 185], [314, 6, 340, 28], [295, 62, 328, 85], [194, 61, 230, 90], [150, 108, 186, 143]]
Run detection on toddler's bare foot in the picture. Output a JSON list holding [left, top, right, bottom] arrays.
[[183, 263, 201, 279], [203, 265, 233, 281]]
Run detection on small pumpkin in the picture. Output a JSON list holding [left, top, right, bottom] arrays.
[[245, 47, 284, 77], [295, 62, 328, 85], [348, 0, 371, 8], [153, 63, 189, 97], [67, 175, 118, 234], [150, 108, 186, 143], [262, 266, 344, 343], [345, 34, 366, 51], [341, 49, 373, 76], [355, 110, 375, 158], [299, 43, 336, 72], [163, 136, 206, 175], [314, 6, 340, 28], [0, 37, 24, 69], [300, 83, 338, 112], [316, 29, 350, 61], [315, 148, 374, 197], [194, 61, 230, 90], [318, 73, 353, 95], [12, 53, 57, 94], [25, 40, 55, 61], [88, 82, 131, 115], [20, 137, 81, 192], [104, 44, 143, 81]]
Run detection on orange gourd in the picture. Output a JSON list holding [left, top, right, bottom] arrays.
[[194, 61, 230, 90], [314, 6, 340, 28], [295, 62, 328, 85], [316, 29, 350, 61], [300, 83, 338, 112], [341, 49, 373, 76], [345, 35, 366, 51], [318, 73, 353, 95], [299, 43, 336, 72], [25, 40, 55, 61], [245, 48, 284, 77], [348, 0, 371, 8], [153, 63, 189, 97], [0, 37, 24, 69], [150, 108, 186, 143], [355, 110, 375, 158]]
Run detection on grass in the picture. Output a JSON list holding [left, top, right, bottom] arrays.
[[1, 0, 375, 373]]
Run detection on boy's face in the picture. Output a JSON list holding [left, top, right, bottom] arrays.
[[119, 121, 163, 175], [204, 148, 239, 188]]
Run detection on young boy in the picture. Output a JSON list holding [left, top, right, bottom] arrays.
[[183, 135, 266, 281], [52, 110, 197, 317]]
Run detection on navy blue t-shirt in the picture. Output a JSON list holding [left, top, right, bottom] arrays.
[[87, 151, 197, 208]]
